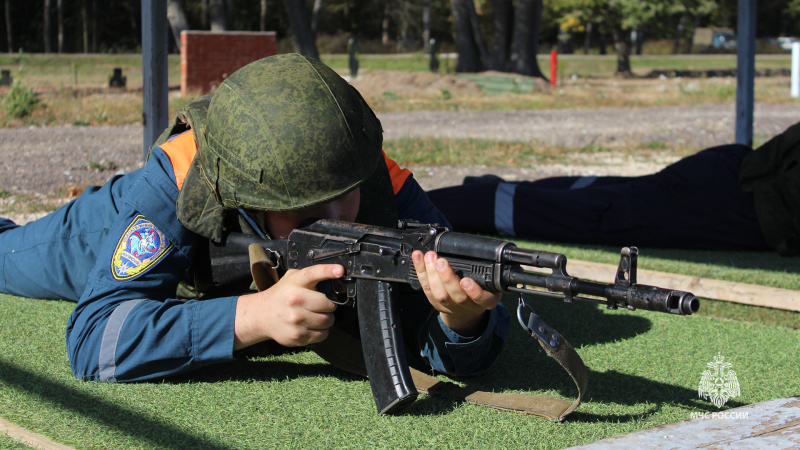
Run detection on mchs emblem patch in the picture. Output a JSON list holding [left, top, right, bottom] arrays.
[[111, 215, 173, 281]]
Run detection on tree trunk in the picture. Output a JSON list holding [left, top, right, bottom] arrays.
[[44, 0, 52, 53], [260, 0, 266, 31], [124, 0, 139, 49], [397, 0, 410, 51], [5, 0, 13, 53], [583, 22, 592, 54], [612, 27, 632, 76], [225, 0, 235, 29], [598, 28, 607, 54], [283, 0, 319, 59], [673, 13, 686, 54], [167, 0, 190, 50], [210, 0, 226, 31], [422, 0, 431, 53], [687, 13, 702, 54], [466, 0, 488, 67], [310, 0, 321, 37], [80, 0, 87, 53], [489, 0, 512, 72], [382, 1, 390, 46], [91, 0, 96, 52], [509, 0, 545, 78], [450, 0, 486, 72], [57, 0, 63, 53]]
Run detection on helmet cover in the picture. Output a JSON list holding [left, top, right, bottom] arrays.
[[175, 54, 385, 241]]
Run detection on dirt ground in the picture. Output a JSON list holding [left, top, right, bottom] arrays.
[[350, 70, 485, 98]]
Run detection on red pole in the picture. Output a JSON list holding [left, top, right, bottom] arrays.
[[550, 50, 557, 88]]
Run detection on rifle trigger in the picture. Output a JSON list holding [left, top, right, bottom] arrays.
[[517, 295, 560, 351]]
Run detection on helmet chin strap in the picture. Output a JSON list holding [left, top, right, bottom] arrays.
[[238, 209, 269, 239]]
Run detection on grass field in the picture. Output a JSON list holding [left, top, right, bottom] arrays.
[[1, 275, 798, 448], [1, 239, 798, 448], [1, 52, 799, 448]]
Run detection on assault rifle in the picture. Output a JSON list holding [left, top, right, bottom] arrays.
[[210, 218, 699, 415]]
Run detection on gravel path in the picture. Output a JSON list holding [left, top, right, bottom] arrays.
[[1, 103, 797, 224], [381, 103, 798, 149]]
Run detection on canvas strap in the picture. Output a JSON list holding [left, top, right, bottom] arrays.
[[410, 299, 588, 421], [249, 245, 588, 421]]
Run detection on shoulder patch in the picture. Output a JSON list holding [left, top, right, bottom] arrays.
[[111, 215, 174, 281]]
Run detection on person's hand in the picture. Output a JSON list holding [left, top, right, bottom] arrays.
[[412, 250, 501, 336], [233, 264, 343, 350]]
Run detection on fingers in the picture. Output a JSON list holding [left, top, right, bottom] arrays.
[[235, 264, 345, 350], [412, 250, 499, 311], [412, 250, 501, 336], [459, 277, 500, 311], [284, 264, 344, 317], [288, 264, 345, 290], [425, 251, 467, 307]]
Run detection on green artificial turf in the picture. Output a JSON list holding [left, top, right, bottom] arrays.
[[1, 271, 798, 449]]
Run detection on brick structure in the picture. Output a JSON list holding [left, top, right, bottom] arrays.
[[180, 31, 277, 97]]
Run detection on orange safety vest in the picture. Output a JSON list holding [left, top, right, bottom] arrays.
[[159, 130, 411, 195]]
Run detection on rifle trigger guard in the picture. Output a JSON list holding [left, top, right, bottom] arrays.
[[517, 295, 561, 351]]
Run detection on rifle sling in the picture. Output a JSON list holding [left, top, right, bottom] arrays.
[[249, 244, 587, 421], [410, 326, 587, 421]]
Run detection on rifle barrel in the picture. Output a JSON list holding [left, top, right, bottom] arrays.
[[505, 270, 699, 315]]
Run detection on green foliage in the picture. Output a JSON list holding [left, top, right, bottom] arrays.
[[381, 90, 400, 100], [1, 78, 41, 118], [641, 141, 668, 150]]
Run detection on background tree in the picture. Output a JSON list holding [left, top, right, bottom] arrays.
[[489, 0, 512, 71], [168, 0, 191, 50], [787, 0, 800, 23], [450, 0, 488, 72], [57, 0, 63, 53], [509, 0, 546, 77], [209, 0, 227, 30], [451, 0, 546, 77], [283, 0, 319, 59], [550, 0, 663, 76], [2, 0, 799, 59], [310, 0, 322, 36], [80, 0, 87, 53], [667, 0, 717, 54], [43, 0, 52, 53], [4, 0, 12, 53]]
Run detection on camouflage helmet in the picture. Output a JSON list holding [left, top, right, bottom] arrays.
[[175, 54, 386, 241]]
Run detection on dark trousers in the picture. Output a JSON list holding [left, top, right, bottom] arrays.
[[427, 144, 770, 251]]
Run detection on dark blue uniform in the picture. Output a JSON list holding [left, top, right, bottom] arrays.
[[428, 144, 770, 251], [1, 143, 509, 382]]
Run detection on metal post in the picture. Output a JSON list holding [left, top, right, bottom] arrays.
[[792, 42, 800, 98], [141, 0, 170, 160], [735, 0, 756, 146]]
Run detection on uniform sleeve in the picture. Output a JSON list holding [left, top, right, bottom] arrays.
[[65, 150, 237, 382], [422, 307, 510, 376], [388, 157, 510, 377]]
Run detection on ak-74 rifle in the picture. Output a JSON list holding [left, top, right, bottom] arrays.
[[210, 218, 699, 417]]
